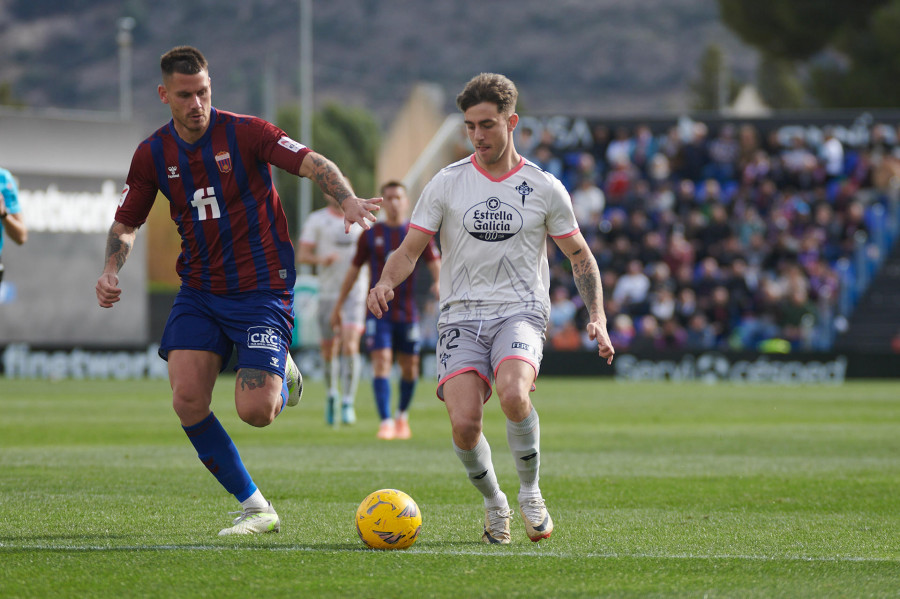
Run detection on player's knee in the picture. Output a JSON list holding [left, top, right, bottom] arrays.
[[451, 416, 483, 446], [237, 404, 277, 427], [495, 382, 529, 406], [496, 386, 532, 420], [235, 397, 279, 427], [172, 390, 211, 424]]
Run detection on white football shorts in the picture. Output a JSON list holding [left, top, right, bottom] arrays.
[[317, 295, 366, 340], [435, 312, 546, 401]]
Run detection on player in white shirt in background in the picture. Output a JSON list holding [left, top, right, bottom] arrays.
[[297, 197, 369, 426], [368, 73, 615, 544]]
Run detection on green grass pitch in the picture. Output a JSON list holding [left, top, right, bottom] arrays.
[[1, 376, 898, 597]]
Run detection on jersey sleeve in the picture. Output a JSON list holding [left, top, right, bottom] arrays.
[[1, 170, 19, 213], [409, 174, 443, 234], [255, 119, 312, 176], [114, 141, 160, 228], [545, 177, 579, 239], [351, 231, 370, 268]]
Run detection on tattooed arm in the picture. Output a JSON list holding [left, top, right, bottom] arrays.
[[298, 151, 381, 233], [554, 232, 615, 364], [96, 220, 138, 308]]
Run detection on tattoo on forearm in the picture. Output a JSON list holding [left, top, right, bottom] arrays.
[[571, 256, 603, 319], [106, 231, 132, 272], [238, 368, 278, 391], [309, 154, 351, 204]]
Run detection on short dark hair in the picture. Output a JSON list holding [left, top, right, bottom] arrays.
[[455, 73, 518, 115], [160, 46, 208, 78], [380, 180, 406, 195]]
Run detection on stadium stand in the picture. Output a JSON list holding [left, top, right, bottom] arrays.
[[531, 118, 900, 354]]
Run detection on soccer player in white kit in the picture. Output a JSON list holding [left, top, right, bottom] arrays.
[[297, 200, 369, 426], [368, 73, 615, 544]]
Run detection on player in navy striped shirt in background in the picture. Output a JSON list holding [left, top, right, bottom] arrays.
[[95, 46, 381, 536], [331, 181, 440, 440]]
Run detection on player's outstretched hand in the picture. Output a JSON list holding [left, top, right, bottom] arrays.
[[367, 284, 394, 319], [96, 272, 122, 308], [343, 196, 382, 233], [587, 321, 615, 365], [329, 306, 342, 331]]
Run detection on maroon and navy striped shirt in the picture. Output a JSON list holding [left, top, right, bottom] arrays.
[[115, 108, 310, 294], [352, 221, 439, 323]]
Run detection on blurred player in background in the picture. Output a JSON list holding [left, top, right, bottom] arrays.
[[333, 181, 440, 440], [95, 46, 380, 536], [296, 194, 368, 427], [0, 166, 28, 285], [368, 73, 614, 544]]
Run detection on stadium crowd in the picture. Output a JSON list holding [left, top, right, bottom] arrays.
[[515, 117, 900, 354]]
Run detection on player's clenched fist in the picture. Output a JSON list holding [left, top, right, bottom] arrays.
[[96, 272, 122, 308], [367, 284, 394, 319]]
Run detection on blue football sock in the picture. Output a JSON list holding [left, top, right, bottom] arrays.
[[373, 377, 391, 420], [280, 375, 288, 413], [399, 378, 416, 413], [183, 412, 257, 502]]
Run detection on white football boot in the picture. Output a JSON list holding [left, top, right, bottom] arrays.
[[218, 501, 280, 536], [285, 354, 303, 407], [519, 496, 553, 542], [482, 504, 513, 545]]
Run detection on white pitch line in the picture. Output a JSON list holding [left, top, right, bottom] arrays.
[[1, 543, 897, 563]]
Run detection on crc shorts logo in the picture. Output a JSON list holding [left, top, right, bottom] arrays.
[[463, 197, 523, 242], [247, 327, 281, 351]]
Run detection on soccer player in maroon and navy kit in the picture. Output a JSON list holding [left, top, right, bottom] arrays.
[[95, 46, 380, 536], [331, 181, 440, 440]]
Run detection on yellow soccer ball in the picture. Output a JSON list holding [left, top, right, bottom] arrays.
[[355, 489, 422, 550]]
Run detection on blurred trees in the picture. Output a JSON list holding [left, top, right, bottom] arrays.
[[755, 54, 806, 110], [690, 44, 742, 110], [0, 82, 25, 107], [717, 0, 900, 107], [274, 102, 380, 238]]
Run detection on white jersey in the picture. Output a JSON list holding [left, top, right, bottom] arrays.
[[410, 155, 578, 326], [299, 207, 369, 301]]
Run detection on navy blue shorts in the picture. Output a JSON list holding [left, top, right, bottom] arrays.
[[159, 286, 295, 376], [364, 316, 421, 355]]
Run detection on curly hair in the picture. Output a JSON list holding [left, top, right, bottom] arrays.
[[455, 73, 518, 115]]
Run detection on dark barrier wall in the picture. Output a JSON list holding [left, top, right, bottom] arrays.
[[540, 350, 900, 382], [2, 346, 898, 381]]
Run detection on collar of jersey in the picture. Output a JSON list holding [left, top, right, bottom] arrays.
[[470, 154, 525, 182], [169, 107, 219, 151]]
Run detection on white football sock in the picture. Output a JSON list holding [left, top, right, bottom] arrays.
[[454, 434, 506, 508], [329, 355, 340, 397], [507, 407, 541, 500], [241, 489, 268, 511], [341, 353, 361, 406]]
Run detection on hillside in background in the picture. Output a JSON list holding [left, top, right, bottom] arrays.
[[0, 0, 757, 128]]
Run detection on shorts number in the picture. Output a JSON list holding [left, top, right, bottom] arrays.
[[440, 328, 460, 350]]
